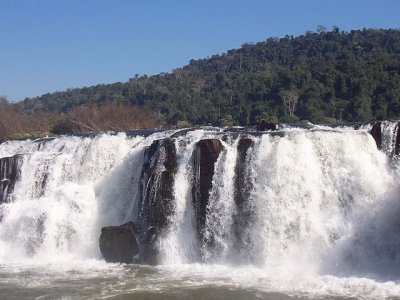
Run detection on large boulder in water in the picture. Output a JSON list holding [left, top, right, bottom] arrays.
[[138, 138, 176, 264], [191, 139, 224, 239], [99, 222, 139, 263], [0, 154, 21, 204]]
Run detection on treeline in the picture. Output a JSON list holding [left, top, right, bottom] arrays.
[[0, 97, 49, 141], [51, 103, 160, 134], [0, 97, 160, 142], [12, 28, 400, 127]]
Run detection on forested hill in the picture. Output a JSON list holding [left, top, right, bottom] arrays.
[[18, 28, 400, 126]]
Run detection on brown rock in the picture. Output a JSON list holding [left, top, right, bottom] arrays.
[[233, 138, 254, 249], [138, 138, 176, 264], [99, 222, 139, 264], [191, 139, 224, 239], [0, 154, 21, 204]]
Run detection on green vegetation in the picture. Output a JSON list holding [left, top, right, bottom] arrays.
[[3, 27, 400, 137]]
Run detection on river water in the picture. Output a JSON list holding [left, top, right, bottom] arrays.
[[1, 262, 400, 299]]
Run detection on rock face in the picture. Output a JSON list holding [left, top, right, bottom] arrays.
[[369, 121, 382, 149], [99, 222, 139, 263], [0, 154, 21, 204], [138, 138, 176, 264], [395, 122, 400, 156], [233, 138, 254, 248], [234, 138, 254, 207], [191, 139, 224, 239]]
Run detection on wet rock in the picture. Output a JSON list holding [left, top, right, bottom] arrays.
[[192, 139, 224, 239], [369, 121, 382, 149], [256, 120, 277, 131], [234, 138, 254, 207], [395, 122, 400, 156], [141, 226, 160, 265], [99, 222, 139, 264], [138, 138, 176, 264], [233, 138, 254, 249], [0, 154, 22, 204]]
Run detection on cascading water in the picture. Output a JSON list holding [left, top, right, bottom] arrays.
[[381, 121, 399, 156], [0, 133, 146, 263], [244, 131, 393, 275], [159, 131, 206, 264], [1, 123, 400, 299], [202, 137, 238, 262]]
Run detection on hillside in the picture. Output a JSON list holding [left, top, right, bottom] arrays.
[[16, 28, 400, 126]]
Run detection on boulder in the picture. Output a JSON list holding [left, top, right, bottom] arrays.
[[191, 139, 224, 238], [99, 222, 139, 263]]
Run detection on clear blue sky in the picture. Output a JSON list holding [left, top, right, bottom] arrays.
[[0, 0, 399, 101]]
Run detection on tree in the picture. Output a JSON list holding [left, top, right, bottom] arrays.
[[317, 25, 327, 33], [280, 90, 299, 116], [0, 96, 7, 104], [12, 29, 400, 126]]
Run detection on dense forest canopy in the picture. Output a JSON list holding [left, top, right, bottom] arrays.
[[6, 27, 400, 130]]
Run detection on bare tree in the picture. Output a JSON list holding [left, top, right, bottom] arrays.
[[280, 90, 299, 116]]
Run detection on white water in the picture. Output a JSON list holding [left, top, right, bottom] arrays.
[[202, 137, 239, 262], [1, 125, 400, 299], [159, 130, 206, 264], [381, 121, 399, 156]]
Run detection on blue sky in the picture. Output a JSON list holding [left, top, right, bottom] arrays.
[[0, 0, 399, 101]]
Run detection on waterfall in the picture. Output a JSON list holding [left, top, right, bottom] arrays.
[[381, 121, 399, 156], [202, 137, 238, 262], [0, 133, 147, 263], [242, 131, 392, 275], [0, 123, 400, 282], [159, 130, 206, 264]]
